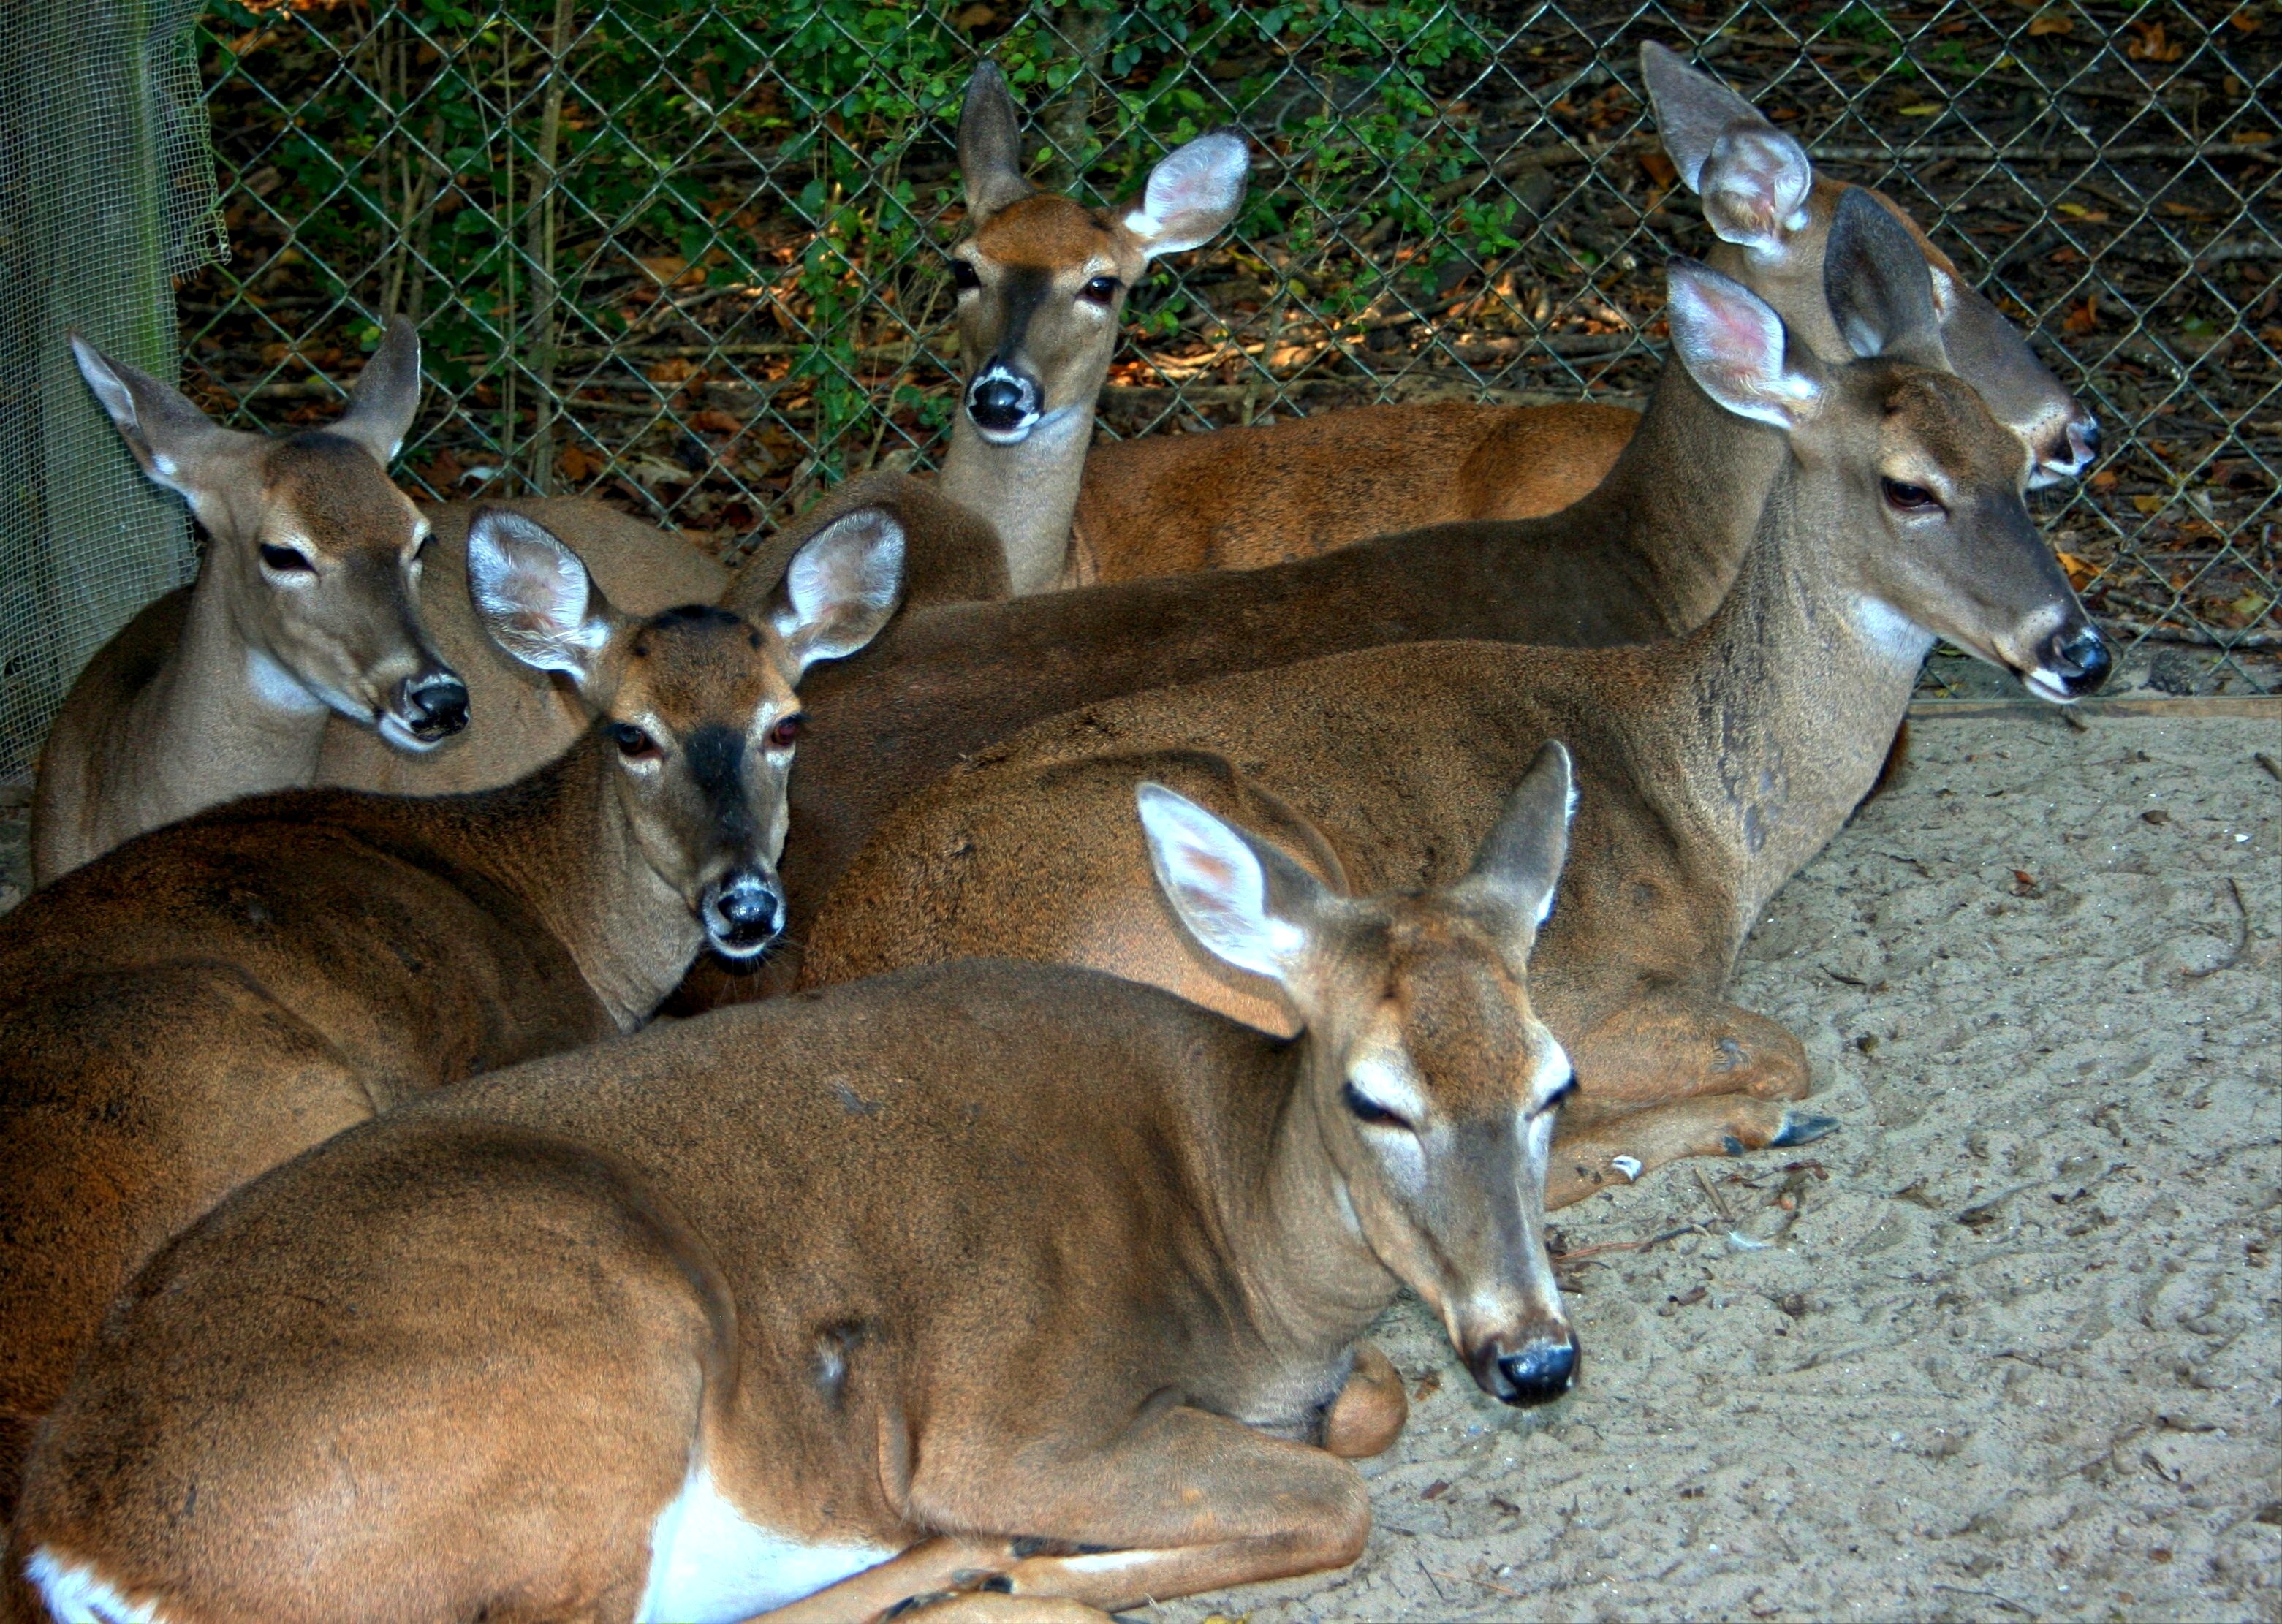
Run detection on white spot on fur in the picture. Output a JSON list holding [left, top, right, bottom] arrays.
[[1528, 1038, 1574, 1115], [1610, 1155, 1644, 1182], [243, 646, 328, 715], [637, 1460, 892, 1624], [26, 1549, 173, 1624], [1847, 596, 1935, 669]]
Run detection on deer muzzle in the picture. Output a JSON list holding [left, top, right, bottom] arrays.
[[701, 868, 786, 959], [1468, 1328, 1582, 1408], [966, 363, 1042, 441], [395, 672, 471, 743], [2025, 622, 2112, 703]]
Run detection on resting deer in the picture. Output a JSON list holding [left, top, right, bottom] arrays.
[[0, 504, 901, 1524], [689, 143, 2079, 1008], [10, 748, 1589, 1624], [1058, 41, 2099, 585], [801, 196, 2112, 1204], [31, 320, 727, 881], [936, 62, 1248, 594]]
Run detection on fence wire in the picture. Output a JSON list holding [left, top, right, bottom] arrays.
[[176, 0, 2277, 707]]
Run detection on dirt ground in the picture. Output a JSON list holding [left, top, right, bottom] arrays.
[[0, 711, 2272, 1620], [1153, 709, 2280, 1624]]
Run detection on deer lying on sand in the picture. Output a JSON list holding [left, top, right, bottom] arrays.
[[1059, 42, 2098, 585], [31, 320, 726, 881], [0, 504, 902, 1524], [10, 747, 1590, 1624], [801, 196, 2112, 1205]]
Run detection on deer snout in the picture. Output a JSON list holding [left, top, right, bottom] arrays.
[[1467, 1329, 1581, 1408], [2028, 622, 2112, 703], [966, 363, 1041, 440], [701, 869, 786, 959], [2031, 411, 2100, 487], [395, 672, 470, 743]]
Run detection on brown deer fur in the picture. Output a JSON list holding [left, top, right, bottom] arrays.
[[798, 210, 2112, 1207], [0, 504, 903, 1525], [9, 750, 1588, 1624]]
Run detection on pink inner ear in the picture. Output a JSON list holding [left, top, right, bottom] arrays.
[[1702, 124, 1812, 246]]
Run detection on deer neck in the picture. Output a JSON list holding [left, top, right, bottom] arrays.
[[1669, 460, 1933, 941], [427, 735, 707, 1031], [138, 565, 334, 816], [1225, 1055, 1406, 1368], [936, 402, 1096, 596], [1559, 364, 1790, 635]]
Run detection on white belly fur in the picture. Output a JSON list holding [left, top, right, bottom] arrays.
[[637, 1458, 894, 1624]]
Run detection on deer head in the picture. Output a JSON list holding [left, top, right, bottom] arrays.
[[466, 504, 903, 959], [72, 318, 469, 750], [1641, 41, 2099, 487], [951, 62, 1248, 445], [1139, 743, 1583, 1407], [1666, 191, 2109, 700]]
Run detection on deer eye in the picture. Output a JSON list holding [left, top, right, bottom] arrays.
[[949, 259, 980, 291], [765, 713, 803, 751], [610, 722, 661, 761], [1882, 479, 1940, 513], [259, 543, 314, 574], [1343, 1080, 1414, 1133], [1079, 275, 1121, 306]]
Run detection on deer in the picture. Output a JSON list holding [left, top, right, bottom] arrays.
[[7, 745, 1599, 1624], [679, 134, 2085, 1011], [293, 64, 1233, 811], [1056, 41, 2100, 586], [0, 501, 903, 1527], [935, 62, 1250, 595], [31, 319, 728, 883], [797, 194, 2114, 1208]]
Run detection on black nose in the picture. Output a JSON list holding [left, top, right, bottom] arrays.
[[1472, 1332, 1580, 1408], [2040, 623, 2112, 698], [400, 675, 469, 740], [705, 873, 785, 956], [966, 371, 1037, 435]]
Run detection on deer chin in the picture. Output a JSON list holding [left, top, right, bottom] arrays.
[[2020, 666, 2082, 705], [376, 710, 450, 752]]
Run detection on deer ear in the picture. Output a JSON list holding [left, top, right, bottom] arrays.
[[1667, 259, 1824, 430], [1137, 783, 1327, 984], [1451, 741, 1575, 955], [1640, 44, 1813, 253], [71, 334, 254, 505], [466, 506, 621, 688], [1122, 132, 1249, 259], [770, 506, 904, 675], [1824, 188, 1946, 365], [330, 316, 422, 466], [1641, 42, 1763, 190], [960, 62, 1032, 224], [1699, 124, 1814, 255]]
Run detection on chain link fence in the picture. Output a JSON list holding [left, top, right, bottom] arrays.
[[80, 0, 2282, 759]]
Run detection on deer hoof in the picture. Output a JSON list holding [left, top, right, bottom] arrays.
[[1770, 1110, 1841, 1147]]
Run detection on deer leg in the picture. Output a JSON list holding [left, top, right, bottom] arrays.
[[751, 1536, 1028, 1624], [908, 1403, 1371, 1615], [1544, 1094, 1839, 1210], [893, 1594, 1112, 1623], [1320, 1340, 1407, 1459], [1566, 996, 1811, 1108]]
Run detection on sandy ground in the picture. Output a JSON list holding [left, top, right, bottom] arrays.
[[1148, 710, 2280, 1624], [0, 713, 2272, 1621]]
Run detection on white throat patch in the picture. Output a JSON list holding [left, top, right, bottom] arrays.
[[244, 647, 330, 716], [26, 1549, 174, 1624]]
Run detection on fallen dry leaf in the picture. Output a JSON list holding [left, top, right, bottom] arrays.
[[1639, 150, 1678, 189], [555, 443, 599, 482], [2028, 10, 2074, 34], [2128, 20, 2185, 60], [2057, 551, 2096, 590], [2061, 295, 2101, 335], [2090, 468, 2119, 492], [2056, 201, 2111, 222], [2131, 493, 2169, 515]]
